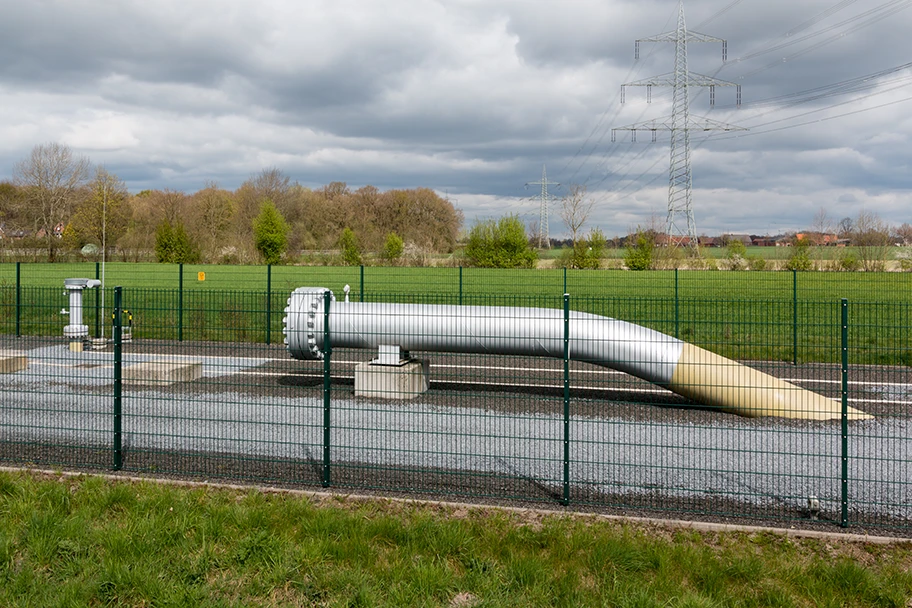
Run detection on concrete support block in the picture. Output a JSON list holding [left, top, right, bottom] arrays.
[[355, 360, 429, 400], [0, 350, 27, 373], [124, 357, 203, 386]]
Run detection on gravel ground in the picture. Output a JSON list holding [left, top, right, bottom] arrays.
[[0, 337, 909, 536]]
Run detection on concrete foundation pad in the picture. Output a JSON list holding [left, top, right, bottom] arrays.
[[0, 350, 27, 374], [124, 358, 203, 386], [355, 360, 429, 399]]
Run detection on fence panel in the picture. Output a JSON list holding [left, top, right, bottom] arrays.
[[845, 301, 912, 532], [0, 275, 907, 534]]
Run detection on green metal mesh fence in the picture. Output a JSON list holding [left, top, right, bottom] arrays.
[[0, 266, 908, 535]]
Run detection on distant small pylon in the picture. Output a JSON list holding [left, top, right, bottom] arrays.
[[525, 165, 559, 248]]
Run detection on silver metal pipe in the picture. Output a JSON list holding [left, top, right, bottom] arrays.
[[283, 287, 871, 420]]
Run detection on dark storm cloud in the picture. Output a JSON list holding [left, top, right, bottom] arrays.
[[0, 0, 911, 237]]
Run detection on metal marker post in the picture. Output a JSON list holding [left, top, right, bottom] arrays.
[[178, 264, 184, 342], [793, 270, 799, 365], [674, 268, 680, 339], [322, 291, 332, 487], [95, 262, 100, 338], [266, 264, 272, 345], [562, 293, 571, 505], [458, 266, 463, 305], [840, 298, 849, 528], [113, 287, 123, 470], [14, 262, 20, 337]]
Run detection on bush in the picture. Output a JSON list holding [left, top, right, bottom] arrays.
[[896, 249, 912, 272], [561, 228, 606, 270], [464, 215, 537, 268], [835, 250, 861, 272], [383, 232, 404, 264], [624, 232, 654, 271], [339, 228, 362, 266], [155, 220, 201, 264], [725, 240, 747, 270], [253, 200, 290, 265], [785, 238, 813, 271], [748, 256, 767, 271]]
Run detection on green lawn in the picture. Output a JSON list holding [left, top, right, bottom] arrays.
[[3, 262, 911, 302], [0, 471, 909, 607], [2, 263, 910, 364]]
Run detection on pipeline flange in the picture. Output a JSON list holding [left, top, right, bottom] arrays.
[[283, 287, 334, 360]]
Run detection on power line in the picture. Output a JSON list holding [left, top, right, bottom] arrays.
[[591, 2, 910, 214]]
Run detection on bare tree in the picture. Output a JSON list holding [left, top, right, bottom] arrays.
[[852, 210, 893, 271], [838, 216, 854, 239], [811, 207, 834, 242], [66, 167, 131, 258], [894, 222, 912, 246], [13, 142, 90, 261], [559, 184, 593, 245]]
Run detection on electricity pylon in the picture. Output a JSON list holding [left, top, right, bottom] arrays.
[[613, 1, 746, 253], [525, 165, 559, 248]]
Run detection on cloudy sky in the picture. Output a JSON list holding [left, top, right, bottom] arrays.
[[1, 0, 910, 238]]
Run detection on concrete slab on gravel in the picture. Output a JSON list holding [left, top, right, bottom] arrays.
[[0, 350, 27, 374], [124, 358, 202, 386]]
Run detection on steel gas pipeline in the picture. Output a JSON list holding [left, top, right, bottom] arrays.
[[283, 287, 870, 421]]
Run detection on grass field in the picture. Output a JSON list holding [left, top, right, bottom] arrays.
[[0, 470, 910, 607], [1, 263, 910, 364], [3, 261, 912, 301]]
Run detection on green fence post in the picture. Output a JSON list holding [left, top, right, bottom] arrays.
[[562, 293, 571, 506], [113, 286, 123, 471], [322, 290, 332, 488], [178, 263, 184, 342], [793, 270, 798, 365], [840, 298, 849, 528], [266, 264, 272, 345], [674, 268, 680, 339], [563, 267, 567, 294], [94, 261, 100, 339], [459, 266, 463, 306], [14, 262, 20, 337], [359, 265, 364, 302]]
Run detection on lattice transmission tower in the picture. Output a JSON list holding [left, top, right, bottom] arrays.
[[525, 165, 560, 248], [613, 1, 746, 252]]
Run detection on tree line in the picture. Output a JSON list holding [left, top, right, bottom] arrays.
[[0, 143, 464, 264]]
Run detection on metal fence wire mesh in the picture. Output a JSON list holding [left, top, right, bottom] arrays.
[[0, 264, 909, 535]]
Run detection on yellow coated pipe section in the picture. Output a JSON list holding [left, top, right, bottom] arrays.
[[670, 343, 872, 420]]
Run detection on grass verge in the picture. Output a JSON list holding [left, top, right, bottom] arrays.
[[0, 470, 910, 607]]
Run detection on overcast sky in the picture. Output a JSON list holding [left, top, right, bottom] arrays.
[[1, 0, 910, 238]]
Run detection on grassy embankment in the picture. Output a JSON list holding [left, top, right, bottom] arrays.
[[0, 471, 910, 607], [1, 263, 910, 364]]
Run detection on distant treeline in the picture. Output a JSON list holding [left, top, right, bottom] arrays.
[[1, 143, 463, 264]]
